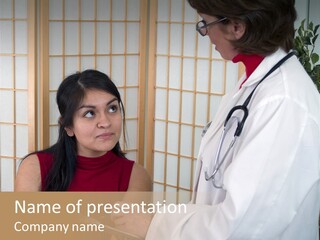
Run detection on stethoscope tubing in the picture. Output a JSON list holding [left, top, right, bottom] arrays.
[[204, 51, 295, 188]]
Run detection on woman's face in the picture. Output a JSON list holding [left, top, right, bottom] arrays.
[[65, 89, 122, 157], [199, 13, 243, 60]]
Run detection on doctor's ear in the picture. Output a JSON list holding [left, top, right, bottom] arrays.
[[230, 20, 246, 40]]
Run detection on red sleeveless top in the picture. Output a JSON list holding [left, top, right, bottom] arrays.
[[37, 151, 134, 191]]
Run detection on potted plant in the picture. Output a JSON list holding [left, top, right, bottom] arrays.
[[294, 18, 320, 235], [293, 19, 320, 92]]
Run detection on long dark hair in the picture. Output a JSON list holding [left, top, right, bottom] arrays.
[[39, 69, 126, 191]]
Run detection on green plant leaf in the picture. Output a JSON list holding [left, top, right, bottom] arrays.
[[314, 65, 320, 71], [308, 21, 314, 29], [312, 34, 319, 45], [294, 19, 320, 94], [305, 62, 312, 72], [303, 38, 312, 45], [311, 53, 320, 65]]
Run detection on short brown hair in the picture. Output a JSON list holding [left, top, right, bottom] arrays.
[[187, 0, 297, 55]]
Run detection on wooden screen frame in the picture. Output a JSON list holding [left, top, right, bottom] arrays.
[[145, 0, 244, 196], [0, 0, 37, 191], [39, 0, 148, 167], [28, 0, 37, 152]]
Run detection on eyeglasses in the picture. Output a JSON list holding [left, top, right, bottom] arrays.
[[196, 17, 227, 36]]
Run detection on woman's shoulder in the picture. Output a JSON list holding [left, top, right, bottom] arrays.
[[127, 163, 153, 191], [15, 154, 41, 191], [22, 153, 40, 164], [17, 152, 45, 176]]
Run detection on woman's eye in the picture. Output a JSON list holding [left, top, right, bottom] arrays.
[[108, 104, 118, 113], [84, 111, 95, 118]]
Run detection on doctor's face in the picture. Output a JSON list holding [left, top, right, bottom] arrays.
[[199, 13, 241, 60]]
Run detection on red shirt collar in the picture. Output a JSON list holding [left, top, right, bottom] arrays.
[[232, 53, 264, 88]]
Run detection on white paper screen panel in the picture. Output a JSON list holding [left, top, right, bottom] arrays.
[[47, 0, 142, 161], [0, 0, 30, 191], [152, 0, 238, 199]]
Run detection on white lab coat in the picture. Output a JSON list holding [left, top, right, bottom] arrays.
[[146, 49, 320, 240]]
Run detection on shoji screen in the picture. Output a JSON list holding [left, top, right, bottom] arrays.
[[41, 0, 147, 163], [0, 0, 36, 191], [147, 0, 239, 201]]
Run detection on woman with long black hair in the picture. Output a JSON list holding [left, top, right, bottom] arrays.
[[15, 69, 151, 192]]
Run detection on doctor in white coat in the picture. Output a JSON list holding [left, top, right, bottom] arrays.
[[115, 0, 320, 239]]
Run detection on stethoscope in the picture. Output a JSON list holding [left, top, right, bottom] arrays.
[[204, 51, 295, 188]]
